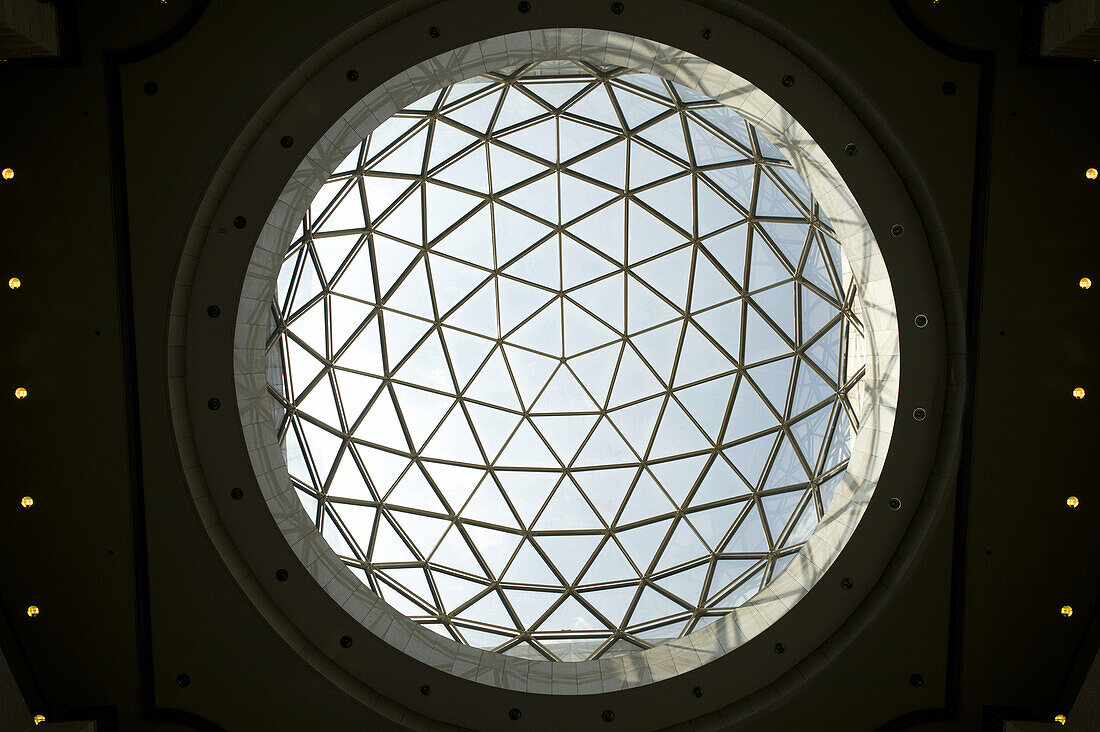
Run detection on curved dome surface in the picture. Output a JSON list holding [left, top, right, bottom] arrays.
[[270, 61, 864, 662]]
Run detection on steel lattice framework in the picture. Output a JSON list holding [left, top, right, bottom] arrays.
[[268, 61, 864, 662]]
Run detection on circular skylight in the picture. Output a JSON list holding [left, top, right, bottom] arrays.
[[270, 61, 862, 662]]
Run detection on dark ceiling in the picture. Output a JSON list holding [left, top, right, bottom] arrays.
[[0, 0, 1096, 730]]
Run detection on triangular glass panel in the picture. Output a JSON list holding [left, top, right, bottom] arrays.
[[422, 406, 484, 462], [446, 90, 502, 133], [425, 183, 483, 242], [567, 199, 625, 263], [391, 383, 454, 449], [638, 114, 689, 163], [628, 142, 684, 189], [462, 590, 517, 629], [628, 585, 688, 628], [465, 348, 522, 410], [508, 301, 562, 357], [654, 562, 710, 607], [674, 376, 734, 441], [724, 432, 779, 487], [800, 285, 839, 344], [572, 467, 636, 527], [561, 235, 618, 290], [528, 80, 590, 110], [501, 173, 559, 224], [763, 434, 809, 490], [532, 414, 598, 467], [558, 118, 617, 161], [726, 505, 770, 554], [563, 299, 619, 357], [792, 359, 836, 415], [635, 174, 693, 233], [445, 279, 498, 337], [497, 118, 557, 163], [696, 179, 743, 238], [755, 169, 803, 217], [371, 126, 428, 176], [494, 87, 548, 131], [497, 419, 559, 468], [431, 205, 494, 267], [386, 466, 447, 513], [706, 558, 761, 603], [371, 513, 418, 563], [430, 524, 488, 577], [701, 224, 748, 286], [688, 119, 750, 166], [502, 345, 559, 408], [433, 145, 491, 194], [560, 173, 617, 224], [574, 416, 637, 467], [612, 87, 669, 129], [492, 203, 554, 265], [533, 478, 602, 531], [607, 342, 665, 406], [488, 144, 547, 192], [503, 237, 560, 291], [462, 524, 523, 579], [505, 589, 561, 629], [619, 470, 676, 525], [565, 84, 622, 129], [686, 497, 745, 550], [649, 454, 710, 508], [502, 539, 559, 586], [607, 395, 662, 457], [616, 518, 672, 573], [497, 470, 560, 528], [536, 533, 604, 585], [352, 388, 407, 450], [532, 365, 597, 415], [673, 324, 731, 386], [537, 595, 603, 632], [760, 488, 806, 539], [427, 119, 480, 170], [569, 141, 627, 191], [743, 307, 792, 364], [579, 585, 637, 628], [789, 402, 834, 470], [649, 398, 711, 457]]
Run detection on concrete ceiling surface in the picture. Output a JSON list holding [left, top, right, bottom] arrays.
[[0, 0, 1095, 730]]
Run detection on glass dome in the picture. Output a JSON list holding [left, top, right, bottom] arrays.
[[269, 61, 863, 662]]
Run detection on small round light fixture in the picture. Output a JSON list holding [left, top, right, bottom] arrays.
[[1086, 168, 1098, 180], [26, 605, 39, 618], [21, 496, 33, 508], [14, 387, 28, 400], [33, 714, 46, 725], [1061, 605, 1073, 618], [8, 277, 20, 290], [1073, 387, 1086, 399], [2, 168, 14, 180], [1067, 496, 1079, 508], [1080, 277, 1092, 290], [1055, 713, 1068, 725]]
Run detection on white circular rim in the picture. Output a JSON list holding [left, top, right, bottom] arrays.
[[232, 29, 898, 693]]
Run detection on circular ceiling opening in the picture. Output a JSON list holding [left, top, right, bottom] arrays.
[[270, 60, 863, 662]]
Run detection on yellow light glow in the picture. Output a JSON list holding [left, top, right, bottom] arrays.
[[1061, 605, 1073, 618], [1067, 496, 1079, 508], [21, 496, 33, 508], [8, 277, 20, 290], [1082, 277, 1092, 290], [1055, 714, 1067, 725], [1073, 387, 1086, 399], [1088, 168, 1099, 180], [26, 605, 39, 618], [14, 387, 27, 399], [1, 168, 13, 180], [33, 714, 46, 725]]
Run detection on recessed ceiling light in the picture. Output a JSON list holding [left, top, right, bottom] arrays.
[[14, 387, 27, 400], [1073, 387, 1086, 399], [1066, 496, 1079, 508], [1, 168, 13, 180], [21, 496, 34, 508], [1061, 605, 1073, 618], [8, 277, 20, 290], [1080, 277, 1092, 290], [26, 605, 39, 618]]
